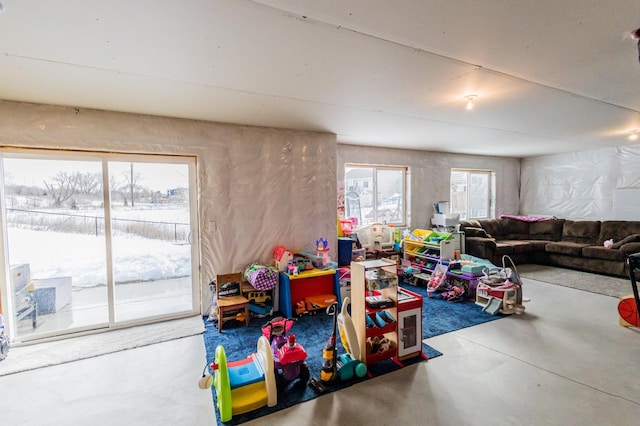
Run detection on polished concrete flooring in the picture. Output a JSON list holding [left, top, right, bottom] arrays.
[[1, 277, 639, 426]]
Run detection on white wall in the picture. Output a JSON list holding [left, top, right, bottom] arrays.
[[521, 145, 640, 220], [0, 100, 337, 312], [0, 100, 548, 315], [337, 144, 521, 229]]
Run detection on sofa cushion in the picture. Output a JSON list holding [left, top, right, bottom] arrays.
[[476, 218, 504, 239], [496, 240, 533, 254], [545, 241, 591, 256], [581, 246, 627, 261], [561, 220, 601, 244], [598, 221, 640, 246], [500, 218, 530, 240], [519, 240, 550, 251], [494, 242, 514, 255], [529, 219, 565, 241]]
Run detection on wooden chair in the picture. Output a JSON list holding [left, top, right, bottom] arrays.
[[216, 273, 250, 332]]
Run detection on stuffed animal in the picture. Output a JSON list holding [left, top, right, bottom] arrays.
[[366, 336, 394, 354], [604, 239, 613, 249], [377, 337, 392, 353]]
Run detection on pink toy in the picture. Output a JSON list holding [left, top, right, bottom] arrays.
[[287, 259, 299, 276], [261, 317, 310, 386], [316, 237, 330, 268]]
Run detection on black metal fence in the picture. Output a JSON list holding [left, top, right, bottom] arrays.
[[6, 208, 190, 242]]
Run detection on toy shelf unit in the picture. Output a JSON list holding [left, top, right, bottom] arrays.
[[278, 268, 340, 318], [403, 229, 464, 273], [351, 258, 401, 366]]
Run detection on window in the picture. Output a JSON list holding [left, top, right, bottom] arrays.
[[450, 169, 495, 220], [0, 149, 200, 343], [344, 164, 407, 227]]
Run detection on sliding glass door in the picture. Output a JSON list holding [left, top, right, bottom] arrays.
[[0, 150, 200, 343], [107, 160, 196, 323]]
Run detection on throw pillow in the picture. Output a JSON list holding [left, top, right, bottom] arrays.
[[612, 234, 640, 249]]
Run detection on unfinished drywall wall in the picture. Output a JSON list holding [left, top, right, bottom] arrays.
[[337, 144, 521, 229], [521, 144, 640, 220], [0, 100, 337, 312]]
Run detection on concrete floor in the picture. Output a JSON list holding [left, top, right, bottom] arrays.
[[1, 277, 639, 426]]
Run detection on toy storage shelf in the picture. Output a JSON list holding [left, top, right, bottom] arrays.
[[278, 268, 340, 318], [350, 258, 400, 367], [403, 231, 464, 274]]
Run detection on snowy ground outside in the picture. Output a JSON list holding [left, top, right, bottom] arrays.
[[8, 227, 191, 287]]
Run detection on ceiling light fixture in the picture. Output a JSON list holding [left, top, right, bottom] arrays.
[[629, 129, 639, 141], [464, 95, 477, 110]]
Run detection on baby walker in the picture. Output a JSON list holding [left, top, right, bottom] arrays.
[[261, 316, 310, 387], [476, 255, 525, 315]]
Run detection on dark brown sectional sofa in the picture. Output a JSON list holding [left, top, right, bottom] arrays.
[[460, 217, 640, 277]]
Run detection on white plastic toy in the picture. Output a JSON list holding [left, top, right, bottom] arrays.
[[356, 223, 395, 251]]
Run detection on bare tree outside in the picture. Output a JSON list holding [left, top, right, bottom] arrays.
[[123, 163, 142, 207], [75, 171, 102, 196], [43, 172, 77, 207]]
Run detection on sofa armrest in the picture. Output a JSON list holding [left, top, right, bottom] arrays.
[[464, 237, 497, 260], [620, 242, 640, 255], [612, 234, 640, 249], [463, 227, 492, 238]]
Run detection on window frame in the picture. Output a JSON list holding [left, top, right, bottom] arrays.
[[344, 163, 408, 227], [450, 168, 495, 220], [0, 147, 201, 344]]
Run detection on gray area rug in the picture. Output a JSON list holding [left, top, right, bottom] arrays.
[[516, 264, 633, 298], [0, 315, 204, 376]]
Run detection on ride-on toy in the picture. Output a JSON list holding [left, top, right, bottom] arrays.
[[262, 316, 310, 387], [199, 336, 277, 423]]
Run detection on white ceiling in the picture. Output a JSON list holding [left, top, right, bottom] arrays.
[[1, 0, 640, 158]]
